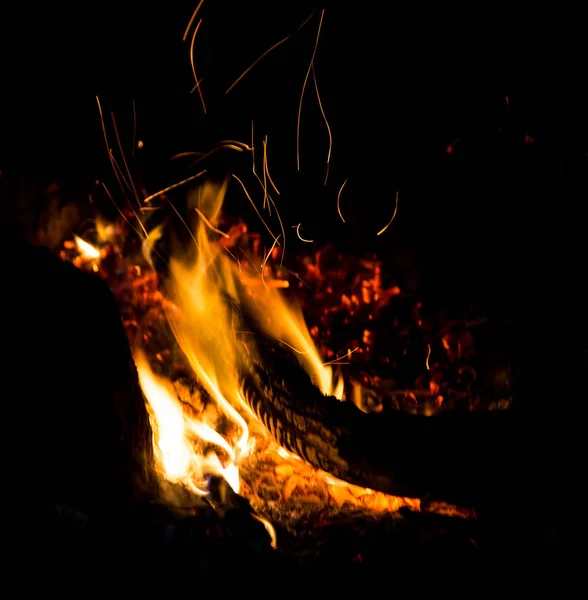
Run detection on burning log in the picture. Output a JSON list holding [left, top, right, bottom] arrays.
[[242, 333, 524, 511]]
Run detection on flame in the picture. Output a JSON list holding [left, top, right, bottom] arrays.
[[241, 283, 342, 398], [64, 177, 421, 529], [73, 235, 100, 260], [139, 180, 345, 497]]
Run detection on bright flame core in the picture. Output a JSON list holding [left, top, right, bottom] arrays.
[[137, 181, 343, 498]]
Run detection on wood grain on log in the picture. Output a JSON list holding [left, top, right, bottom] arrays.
[[241, 333, 525, 509]]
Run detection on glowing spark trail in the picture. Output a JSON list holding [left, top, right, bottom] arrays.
[[144, 171, 207, 204], [263, 137, 281, 196], [425, 344, 431, 370], [231, 174, 278, 241], [225, 10, 316, 94], [376, 191, 399, 236], [297, 9, 325, 171], [312, 63, 333, 185], [195, 208, 230, 239], [182, 0, 205, 41], [337, 178, 348, 223], [294, 223, 313, 243], [189, 19, 207, 113]]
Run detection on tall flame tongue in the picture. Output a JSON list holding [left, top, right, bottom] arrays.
[[134, 179, 417, 520]]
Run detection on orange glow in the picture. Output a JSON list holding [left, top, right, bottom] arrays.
[[121, 179, 418, 523]]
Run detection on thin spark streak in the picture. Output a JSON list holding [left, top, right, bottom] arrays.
[[109, 149, 133, 197], [263, 137, 280, 195], [293, 223, 313, 243], [144, 170, 207, 204], [261, 234, 281, 269], [186, 143, 246, 171], [323, 347, 359, 366], [250, 121, 263, 191], [96, 97, 132, 208], [262, 136, 268, 209], [100, 182, 144, 241], [249, 127, 269, 214], [216, 140, 253, 151], [189, 19, 207, 113], [190, 75, 206, 95], [267, 194, 286, 266], [170, 202, 199, 251], [425, 344, 431, 370], [312, 62, 332, 185], [231, 174, 277, 241], [287, 269, 309, 288], [195, 207, 230, 238], [239, 246, 261, 275], [111, 112, 141, 208], [376, 191, 399, 236], [277, 338, 310, 355], [297, 9, 325, 171], [260, 234, 281, 290], [182, 0, 205, 41], [336, 178, 347, 223], [225, 10, 316, 94], [108, 151, 148, 238]]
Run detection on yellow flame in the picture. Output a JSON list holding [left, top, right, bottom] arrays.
[[138, 180, 343, 499], [73, 235, 100, 260]]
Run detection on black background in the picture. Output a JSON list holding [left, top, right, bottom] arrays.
[[0, 3, 586, 350]]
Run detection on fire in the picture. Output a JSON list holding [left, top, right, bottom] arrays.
[[62, 177, 418, 526], [136, 180, 346, 498], [63, 175, 422, 526]]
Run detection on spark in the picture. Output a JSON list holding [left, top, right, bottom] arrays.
[[267, 194, 286, 266], [297, 9, 325, 171], [250, 121, 266, 198], [96, 98, 147, 237], [262, 135, 268, 209], [225, 10, 316, 94], [425, 344, 431, 370], [286, 269, 309, 288], [189, 19, 207, 113], [312, 62, 333, 185], [109, 149, 133, 198], [277, 338, 310, 355], [100, 182, 145, 241], [111, 112, 141, 208], [185, 143, 247, 171], [170, 202, 199, 251], [215, 140, 252, 151], [337, 178, 347, 223], [376, 191, 399, 236], [263, 137, 280, 195], [260, 234, 281, 290], [261, 234, 281, 270], [143, 170, 207, 204], [231, 174, 277, 241], [96, 97, 134, 214], [293, 223, 313, 243], [182, 0, 205, 41], [323, 347, 359, 366], [195, 208, 230, 239]]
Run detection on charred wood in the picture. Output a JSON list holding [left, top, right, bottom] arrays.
[[242, 333, 527, 511]]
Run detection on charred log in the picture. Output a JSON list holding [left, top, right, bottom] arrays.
[[242, 334, 526, 510]]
